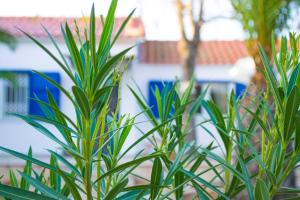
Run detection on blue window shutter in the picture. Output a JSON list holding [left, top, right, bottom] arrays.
[[148, 80, 174, 118], [29, 72, 61, 116], [235, 83, 246, 99]]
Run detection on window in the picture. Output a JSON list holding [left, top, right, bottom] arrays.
[[236, 83, 247, 99], [148, 80, 174, 118], [28, 72, 60, 116], [0, 71, 61, 119], [0, 73, 29, 119], [148, 80, 246, 117]]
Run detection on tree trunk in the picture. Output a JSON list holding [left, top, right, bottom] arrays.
[[178, 40, 199, 142], [179, 41, 198, 82], [175, 0, 203, 143], [247, 40, 271, 90]]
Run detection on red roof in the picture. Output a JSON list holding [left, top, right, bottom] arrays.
[[139, 41, 249, 65], [0, 17, 144, 40]]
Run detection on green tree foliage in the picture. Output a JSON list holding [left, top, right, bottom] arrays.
[[231, 0, 299, 83], [203, 34, 300, 199], [0, 25, 17, 80], [0, 29, 16, 49]]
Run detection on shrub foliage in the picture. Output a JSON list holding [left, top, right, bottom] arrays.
[[0, 0, 300, 199]]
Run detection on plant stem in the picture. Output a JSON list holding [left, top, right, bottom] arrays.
[[224, 144, 232, 192], [105, 175, 112, 195], [85, 158, 92, 200], [83, 118, 93, 200], [97, 149, 102, 200]]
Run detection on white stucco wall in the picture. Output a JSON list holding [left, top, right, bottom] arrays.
[[119, 63, 242, 154], [0, 39, 137, 158], [0, 38, 252, 159]]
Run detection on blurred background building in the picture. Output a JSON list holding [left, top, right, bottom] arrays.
[[0, 15, 255, 159], [0, 0, 293, 164]]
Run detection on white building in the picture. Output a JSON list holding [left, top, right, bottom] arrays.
[[122, 40, 255, 152], [0, 16, 144, 160], [0, 17, 254, 161]]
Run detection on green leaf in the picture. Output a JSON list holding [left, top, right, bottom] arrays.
[[154, 86, 163, 120], [1, 150, 77, 199], [236, 154, 254, 200], [33, 70, 75, 104], [58, 170, 81, 200], [19, 29, 75, 83], [49, 155, 61, 192], [104, 179, 128, 200], [295, 111, 300, 151], [0, 183, 55, 200], [98, 0, 117, 56], [11, 114, 82, 158], [188, 87, 207, 123], [119, 116, 176, 160], [129, 85, 159, 124], [31, 97, 78, 133], [48, 150, 81, 177], [90, 3, 96, 69], [284, 86, 300, 141], [42, 25, 73, 80], [287, 64, 300, 96], [174, 171, 184, 200], [0, 147, 57, 171], [20, 147, 32, 190], [94, 46, 133, 91], [259, 45, 284, 113], [111, 9, 135, 47], [93, 86, 113, 107], [200, 147, 245, 181], [272, 33, 287, 91], [94, 153, 161, 184], [150, 157, 163, 200], [254, 178, 270, 200], [243, 106, 273, 142], [115, 118, 134, 155], [115, 189, 149, 200], [193, 181, 210, 200], [181, 169, 230, 200], [278, 187, 300, 195], [72, 86, 90, 119], [190, 152, 207, 173], [8, 170, 18, 188], [64, 23, 85, 81], [164, 145, 186, 184], [46, 90, 77, 144], [202, 100, 230, 152], [19, 172, 68, 200]]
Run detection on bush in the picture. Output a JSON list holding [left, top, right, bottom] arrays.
[[0, 0, 300, 199]]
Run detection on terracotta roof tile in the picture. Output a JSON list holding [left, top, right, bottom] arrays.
[[0, 17, 145, 40], [139, 40, 249, 65]]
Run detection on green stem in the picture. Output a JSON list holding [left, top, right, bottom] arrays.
[[259, 89, 269, 177], [83, 118, 93, 200], [85, 158, 92, 200], [105, 174, 112, 195], [97, 149, 102, 200], [224, 144, 232, 192], [97, 107, 109, 199]]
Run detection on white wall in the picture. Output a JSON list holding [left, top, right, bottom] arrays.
[[119, 63, 239, 154], [0, 39, 136, 157], [0, 41, 70, 156], [0, 39, 249, 158]]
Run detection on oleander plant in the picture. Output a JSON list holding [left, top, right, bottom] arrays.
[[0, 0, 300, 199]]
